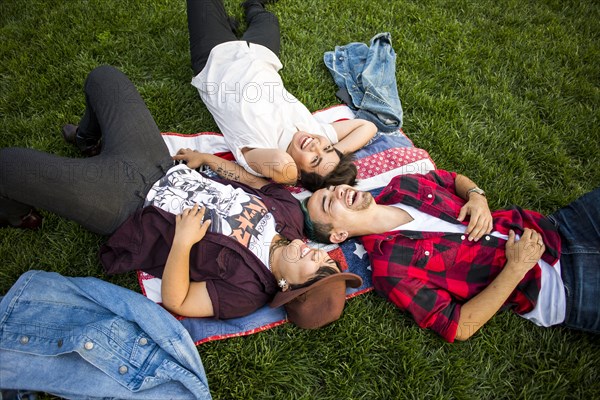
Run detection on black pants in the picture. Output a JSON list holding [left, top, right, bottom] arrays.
[[187, 0, 281, 75], [0, 66, 173, 235]]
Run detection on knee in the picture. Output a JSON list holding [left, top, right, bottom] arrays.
[[85, 65, 125, 88]]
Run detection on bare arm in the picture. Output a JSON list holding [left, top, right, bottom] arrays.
[[454, 228, 545, 341], [241, 148, 298, 186], [161, 204, 214, 317], [454, 174, 493, 241], [330, 119, 377, 154], [173, 148, 272, 189]]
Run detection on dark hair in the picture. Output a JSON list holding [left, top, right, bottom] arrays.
[[299, 149, 357, 192], [300, 197, 334, 244], [288, 262, 340, 291]]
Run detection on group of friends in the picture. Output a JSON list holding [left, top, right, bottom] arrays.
[[1, 0, 598, 346]]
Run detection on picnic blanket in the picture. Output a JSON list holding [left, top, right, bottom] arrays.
[[138, 105, 435, 345]]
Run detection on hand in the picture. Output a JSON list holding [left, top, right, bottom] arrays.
[[457, 194, 493, 241], [174, 204, 211, 248], [173, 148, 206, 169], [505, 228, 545, 276]]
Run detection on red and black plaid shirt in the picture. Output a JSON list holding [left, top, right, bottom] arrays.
[[361, 170, 561, 342]]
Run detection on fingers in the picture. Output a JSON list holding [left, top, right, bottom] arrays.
[[465, 212, 493, 241], [180, 204, 206, 219], [457, 206, 467, 222], [519, 228, 545, 258], [507, 229, 515, 244]]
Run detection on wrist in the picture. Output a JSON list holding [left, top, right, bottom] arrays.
[[466, 187, 486, 199]]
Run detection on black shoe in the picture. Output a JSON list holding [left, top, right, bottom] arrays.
[[0, 209, 43, 230], [61, 124, 101, 157], [61, 123, 78, 145]]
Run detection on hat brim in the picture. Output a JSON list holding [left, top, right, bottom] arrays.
[[270, 272, 363, 308]]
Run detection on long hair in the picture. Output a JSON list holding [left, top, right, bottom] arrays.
[[299, 149, 357, 192]]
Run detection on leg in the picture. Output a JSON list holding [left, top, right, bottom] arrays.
[[0, 149, 146, 235], [549, 188, 600, 333], [240, 1, 280, 57], [0, 66, 173, 235], [79, 65, 172, 165], [187, 0, 238, 75]]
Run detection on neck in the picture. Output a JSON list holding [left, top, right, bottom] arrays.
[[268, 234, 287, 279], [353, 205, 413, 236]]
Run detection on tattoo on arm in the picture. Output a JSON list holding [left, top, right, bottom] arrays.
[[216, 166, 240, 182]]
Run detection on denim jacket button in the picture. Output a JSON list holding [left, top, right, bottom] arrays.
[[84, 341, 94, 350], [424, 251, 431, 256], [138, 337, 148, 346], [485, 236, 491, 241], [119, 365, 128, 375], [461, 235, 466, 240], [19, 336, 29, 344], [427, 194, 433, 199]]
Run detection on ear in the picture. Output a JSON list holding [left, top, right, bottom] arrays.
[[329, 230, 348, 244]]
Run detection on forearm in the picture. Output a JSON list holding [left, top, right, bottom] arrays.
[[454, 174, 481, 200], [161, 241, 193, 311], [201, 153, 269, 188], [455, 262, 526, 340], [332, 119, 377, 154]]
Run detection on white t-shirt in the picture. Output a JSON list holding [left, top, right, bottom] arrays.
[[145, 164, 277, 269], [393, 203, 566, 327], [191, 41, 338, 176]]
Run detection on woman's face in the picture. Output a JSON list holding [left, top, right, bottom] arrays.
[[275, 239, 338, 286], [286, 131, 340, 176]]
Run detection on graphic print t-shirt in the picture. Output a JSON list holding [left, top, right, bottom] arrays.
[[145, 164, 277, 268]]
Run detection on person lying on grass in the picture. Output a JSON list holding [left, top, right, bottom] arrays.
[[187, 0, 377, 191], [0, 65, 361, 327], [301, 170, 599, 341]]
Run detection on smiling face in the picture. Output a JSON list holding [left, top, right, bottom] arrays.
[[275, 239, 339, 286], [306, 185, 374, 242], [287, 131, 340, 177]]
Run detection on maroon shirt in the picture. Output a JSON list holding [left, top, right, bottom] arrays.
[[100, 177, 304, 319]]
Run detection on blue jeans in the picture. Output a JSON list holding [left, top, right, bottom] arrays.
[[549, 188, 600, 333], [0, 66, 174, 235]]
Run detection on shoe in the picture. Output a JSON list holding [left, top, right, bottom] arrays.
[[61, 123, 78, 145], [61, 124, 102, 157], [0, 209, 43, 230]]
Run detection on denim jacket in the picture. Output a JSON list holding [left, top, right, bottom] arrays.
[[0, 271, 212, 400], [324, 32, 403, 132]]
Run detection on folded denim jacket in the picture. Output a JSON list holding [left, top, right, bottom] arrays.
[[0, 270, 211, 399], [324, 32, 403, 132]]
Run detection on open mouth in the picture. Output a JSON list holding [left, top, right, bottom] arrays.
[[345, 190, 356, 207], [300, 243, 311, 258], [300, 136, 314, 150]]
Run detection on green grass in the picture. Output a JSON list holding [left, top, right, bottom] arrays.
[[1, 0, 599, 398]]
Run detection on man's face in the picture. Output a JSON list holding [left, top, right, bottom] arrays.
[[307, 185, 374, 230], [287, 131, 340, 176]]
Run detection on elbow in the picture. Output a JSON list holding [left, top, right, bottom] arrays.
[[453, 330, 473, 341], [366, 120, 377, 137], [161, 298, 183, 314], [273, 158, 298, 185]]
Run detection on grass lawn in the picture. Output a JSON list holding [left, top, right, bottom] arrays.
[[1, 0, 599, 398]]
